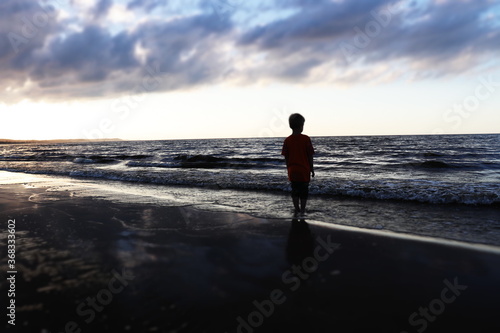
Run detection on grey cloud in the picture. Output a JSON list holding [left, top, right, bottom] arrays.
[[92, 0, 114, 19], [0, 0, 59, 55], [240, 0, 391, 45], [239, 0, 499, 80], [1, 0, 498, 103], [31, 26, 139, 83], [350, 0, 499, 63], [127, 0, 165, 12], [133, 13, 234, 87], [0, 0, 60, 94], [0, 0, 235, 102]]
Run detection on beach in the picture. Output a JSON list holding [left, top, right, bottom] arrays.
[[2, 0, 499, 330], [1, 171, 500, 333]]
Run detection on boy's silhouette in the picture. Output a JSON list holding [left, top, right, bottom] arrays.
[[281, 114, 315, 216]]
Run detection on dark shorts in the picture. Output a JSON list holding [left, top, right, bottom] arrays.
[[291, 181, 309, 198]]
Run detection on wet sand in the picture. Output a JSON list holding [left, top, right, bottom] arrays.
[[1, 181, 500, 333]]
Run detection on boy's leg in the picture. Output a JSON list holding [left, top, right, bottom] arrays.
[[299, 182, 309, 214], [291, 182, 301, 214], [292, 195, 300, 213], [300, 196, 307, 213]]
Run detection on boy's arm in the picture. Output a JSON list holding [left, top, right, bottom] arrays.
[[308, 154, 314, 178], [308, 138, 315, 178], [282, 140, 289, 167]]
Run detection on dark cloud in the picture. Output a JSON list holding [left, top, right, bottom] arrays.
[[0, 0, 498, 103], [131, 13, 235, 88], [127, 0, 164, 13], [240, 0, 390, 48], [0, 0, 235, 102], [0, 0, 60, 98], [92, 0, 114, 19], [351, 0, 500, 67], [31, 25, 139, 83], [0, 0, 58, 55], [239, 0, 500, 80]]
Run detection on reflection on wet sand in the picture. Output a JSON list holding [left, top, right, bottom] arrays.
[[2, 183, 500, 332]]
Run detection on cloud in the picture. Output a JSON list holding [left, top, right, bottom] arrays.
[[0, 0, 61, 98], [0, 0, 499, 103], [127, 0, 164, 13], [92, 0, 114, 19], [238, 0, 500, 81], [0, 0, 235, 102], [33, 25, 138, 82]]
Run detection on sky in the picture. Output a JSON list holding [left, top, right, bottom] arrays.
[[0, 0, 499, 140]]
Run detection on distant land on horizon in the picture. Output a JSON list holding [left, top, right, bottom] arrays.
[[0, 138, 123, 145]]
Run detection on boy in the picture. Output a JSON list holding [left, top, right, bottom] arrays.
[[281, 113, 315, 216]]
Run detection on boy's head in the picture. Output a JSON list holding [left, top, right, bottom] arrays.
[[289, 113, 305, 131]]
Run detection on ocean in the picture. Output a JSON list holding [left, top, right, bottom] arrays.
[[1, 134, 499, 245]]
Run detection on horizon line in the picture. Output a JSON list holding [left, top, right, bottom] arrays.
[[1, 132, 499, 143]]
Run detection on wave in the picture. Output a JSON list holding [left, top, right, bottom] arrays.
[[401, 160, 500, 171], [413, 160, 456, 169], [1, 166, 498, 206], [0, 151, 283, 169], [1, 135, 498, 207], [422, 152, 445, 158], [72, 154, 153, 164], [167, 154, 283, 169], [126, 161, 172, 168], [400, 160, 496, 171], [311, 180, 500, 206], [73, 157, 118, 164], [1, 153, 153, 163], [113, 154, 152, 160]]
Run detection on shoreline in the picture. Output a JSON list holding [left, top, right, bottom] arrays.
[[2, 173, 499, 253], [306, 219, 500, 255], [1, 172, 500, 332], [1, 170, 499, 247]]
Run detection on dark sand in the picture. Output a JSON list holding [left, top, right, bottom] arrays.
[[1, 182, 500, 333]]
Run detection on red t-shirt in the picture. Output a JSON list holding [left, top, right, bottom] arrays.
[[281, 134, 314, 182]]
